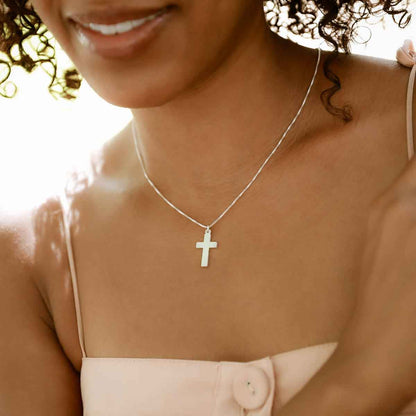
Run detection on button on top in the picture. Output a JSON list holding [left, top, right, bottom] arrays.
[[232, 365, 270, 410]]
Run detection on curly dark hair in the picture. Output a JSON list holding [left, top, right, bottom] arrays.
[[0, 0, 413, 121]]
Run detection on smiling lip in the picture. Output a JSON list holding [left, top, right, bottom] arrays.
[[71, 6, 173, 59], [70, 5, 173, 25]]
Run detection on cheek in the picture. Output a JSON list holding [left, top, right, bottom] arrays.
[[186, 0, 262, 65], [31, 0, 55, 28], [178, 1, 256, 75], [187, 1, 250, 47], [31, 0, 73, 51]]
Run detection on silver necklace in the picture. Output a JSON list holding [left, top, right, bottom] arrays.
[[132, 46, 321, 268]]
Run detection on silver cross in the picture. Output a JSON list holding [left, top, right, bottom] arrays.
[[196, 227, 217, 267]]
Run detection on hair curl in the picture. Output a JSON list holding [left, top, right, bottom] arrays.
[[0, 0, 413, 120]]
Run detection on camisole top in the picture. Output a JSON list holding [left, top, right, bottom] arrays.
[[59, 41, 416, 416]]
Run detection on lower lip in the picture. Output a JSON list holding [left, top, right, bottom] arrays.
[[72, 8, 173, 59]]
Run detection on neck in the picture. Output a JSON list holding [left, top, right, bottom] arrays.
[[128, 15, 320, 214]]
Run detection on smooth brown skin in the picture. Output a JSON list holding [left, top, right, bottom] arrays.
[[1, 0, 416, 415]]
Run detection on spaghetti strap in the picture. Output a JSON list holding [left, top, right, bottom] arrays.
[[406, 64, 416, 160], [396, 38, 416, 160], [59, 187, 87, 358]]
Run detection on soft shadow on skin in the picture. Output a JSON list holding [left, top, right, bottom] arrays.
[[29, 157, 100, 371]]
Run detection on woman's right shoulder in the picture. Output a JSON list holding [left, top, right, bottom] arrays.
[[0, 206, 37, 275], [0, 204, 83, 415], [0, 203, 56, 330]]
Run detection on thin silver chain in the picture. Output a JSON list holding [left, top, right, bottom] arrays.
[[132, 46, 321, 232]]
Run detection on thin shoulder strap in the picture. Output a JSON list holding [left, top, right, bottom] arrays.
[[406, 63, 416, 160], [59, 187, 87, 358]]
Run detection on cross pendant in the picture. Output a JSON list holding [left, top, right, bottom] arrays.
[[196, 227, 218, 267]]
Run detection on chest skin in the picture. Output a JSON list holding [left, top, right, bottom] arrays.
[[41, 54, 412, 374]]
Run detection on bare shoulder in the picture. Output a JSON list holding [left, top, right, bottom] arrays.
[[314, 47, 414, 166], [0, 180, 88, 370], [30, 184, 90, 372], [340, 49, 413, 113], [314, 47, 412, 118], [0, 197, 69, 346], [0, 202, 83, 414], [360, 51, 413, 161], [0, 207, 51, 324]]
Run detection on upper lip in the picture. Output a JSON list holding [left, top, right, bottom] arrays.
[[69, 5, 173, 25]]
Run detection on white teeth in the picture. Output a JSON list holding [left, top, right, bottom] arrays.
[[83, 10, 163, 35]]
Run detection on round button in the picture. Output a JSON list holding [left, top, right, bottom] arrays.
[[232, 365, 270, 410]]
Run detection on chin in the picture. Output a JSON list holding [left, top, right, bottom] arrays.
[[83, 72, 188, 109]]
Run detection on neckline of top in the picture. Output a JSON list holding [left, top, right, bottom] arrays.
[[81, 341, 339, 364]]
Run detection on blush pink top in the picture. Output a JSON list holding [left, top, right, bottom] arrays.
[[59, 40, 416, 416]]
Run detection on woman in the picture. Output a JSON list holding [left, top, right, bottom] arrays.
[[1, 0, 416, 415]]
